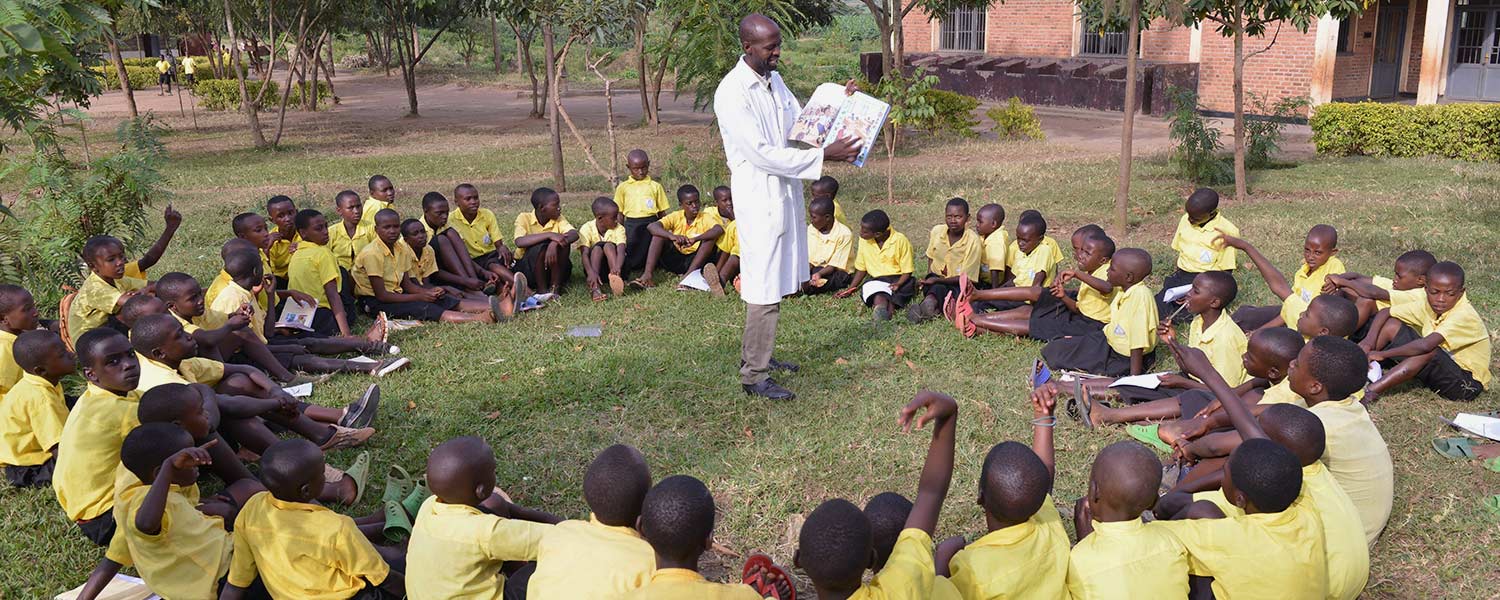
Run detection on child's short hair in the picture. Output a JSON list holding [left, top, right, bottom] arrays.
[[1307, 224, 1338, 248], [860, 210, 891, 233], [1303, 336, 1368, 401], [260, 439, 322, 501], [1072, 224, 1105, 238], [863, 492, 912, 570], [977, 203, 1004, 223], [676, 184, 699, 202], [293, 209, 323, 231], [1017, 211, 1047, 234], [1112, 248, 1152, 278], [267, 195, 295, 212], [425, 436, 493, 503], [154, 272, 198, 302], [368, 174, 390, 191], [335, 189, 361, 206], [979, 441, 1050, 523], [1429, 261, 1465, 286], [1252, 327, 1305, 365], [14, 330, 64, 373], [119, 294, 166, 328], [1091, 441, 1161, 518], [1186, 188, 1219, 214], [374, 208, 400, 225], [1197, 271, 1238, 307], [0, 284, 31, 313], [1309, 295, 1358, 338], [138, 383, 199, 424], [1227, 438, 1302, 512], [454, 183, 478, 196], [945, 197, 970, 215], [638, 475, 714, 564], [1085, 233, 1116, 257], [230, 213, 262, 237], [797, 499, 872, 586], [531, 187, 559, 209], [712, 185, 731, 198], [130, 313, 181, 355], [421, 192, 448, 211], [811, 175, 839, 196], [400, 218, 424, 236], [220, 237, 257, 260], [590, 196, 618, 215], [1018, 209, 1042, 221], [121, 423, 194, 484], [81, 236, 123, 265], [76, 328, 127, 368], [583, 444, 653, 527], [224, 249, 262, 280], [1260, 404, 1327, 464], [1395, 250, 1437, 274], [809, 196, 836, 217]]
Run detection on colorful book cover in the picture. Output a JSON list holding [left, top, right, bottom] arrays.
[[788, 83, 889, 168]]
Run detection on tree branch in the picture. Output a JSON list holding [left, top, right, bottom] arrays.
[[413, 12, 461, 65], [860, 0, 888, 20], [1245, 21, 1281, 59]]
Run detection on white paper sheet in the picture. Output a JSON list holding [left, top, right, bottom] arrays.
[[678, 270, 710, 291], [1109, 372, 1169, 389], [1446, 413, 1500, 442], [56, 574, 159, 600], [860, 280, 893, 303], [283, 382, 313, 398], [1367, 361, 1383, 383], [1162, 284, 1193, 303]]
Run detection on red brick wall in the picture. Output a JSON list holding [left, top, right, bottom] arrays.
[[1333, 13, 1378, 98], [905, 1, 1076, 57], [1141, 20, 1195, 62], [1194, 22, 1321, 113], [1405, 0, 1426, 94], [904, 11, 935, 54]]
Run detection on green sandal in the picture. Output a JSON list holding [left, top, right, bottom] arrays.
[[1128, 424, 1174, 454], [1483, 495, 1500, 517], [401, 476, 432, 517], [1432, 437, 1481, 459], [383, 499, 414, 542], [343, 452, 371, 505], [381, 465, 416, 542], [1484, 457, 1500, 474]]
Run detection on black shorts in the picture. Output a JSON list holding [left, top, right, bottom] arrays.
[[473, 250, 509, 272], [1231, 304, 1282, 332], [656, 246, 715, 276], [1041, 330, 1157, 378], [921, 273, 959, 303], [1176, 389, 1216, 418], [972, 298, 1027, 313], [622, 217, 660, 276], [4, 454, 56, 488], [1028, 291, 1104, 342], [806, 269, 853, 295], [1415, 348, 1485, 401], [77, 512, 117, 547], [351, 582, 402, 600], [158, 73, 172, 85], [357, 294, 461, 322], [863, 275, 916, 308], [515, 242, 573, 288]]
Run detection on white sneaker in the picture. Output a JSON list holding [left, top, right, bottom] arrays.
[[375, 357, 411, 377]]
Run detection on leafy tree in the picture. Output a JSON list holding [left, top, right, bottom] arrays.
[[493, 0, 543, 118], [380, 0, 478, 117], [0, 0, 113, 151]]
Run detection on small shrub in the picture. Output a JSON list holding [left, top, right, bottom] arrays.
[[194, 80, 330, 111], [986, 97, 1045, 141], [1244, 93, 1308, 169], [1309, 102, 1500, 162], [660, 141, 728, 187], [90, 65, 158, 90], [914, 89, 981, 138], [1165, 86, 1233, 185], [119, 57, 158, 68]]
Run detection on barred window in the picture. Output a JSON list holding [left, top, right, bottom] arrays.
[[1080, 28, 1130, 56], [940, 8, 986, 52]]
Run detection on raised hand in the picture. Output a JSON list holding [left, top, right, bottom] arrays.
[[898, 390, 958, 433]]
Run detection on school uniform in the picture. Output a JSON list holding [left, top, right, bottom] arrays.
[[268, 231, 301, 280], [410, 245, 439, 283], [357, 196, 392, 237], [619, 569, 764, 600], [922, 225, 983, 302], [1158, 213, 1239, 320], [1041, 281, 1158, 377], [1028, 262, 1115, 342], [717, 217, 740, 257], [851, 528, 938, 599], [1117, 311, 1248, 404], [0, 329, 21, 395], [205, 279, 268, 343], [1386, 294, 1491, 400], [206, 269, 272, 314], [330, 220, 372, 299], [615, 176, 670, 276], [67, 271, 148, 345], [576, 219, 627, 252], [806, 221, 855, 294], [449, 207, 508, 268], [406, 496, 552, 600], [137, 355, 225, 392], [651, 209, 723, 274], [353, 240, 459, 321], [972, 235, 1062, 313], [948, 494, 1070, 600], [1233, 256, 1347, 331], [853, 230, 916, 308], [105, 475, 230, 600], [228, 491, 391, 600], [286, 240, 351, 337], [1154, 501, 1328, 600], [513, 212, 577, 288], [1066, 519, 1190, 600], [1308, 396, 1393, 544], [980, 229, 1010, 286], [527, 514, 655, 600], [0, 373, 67, 487], [53, 383, 142, 544]]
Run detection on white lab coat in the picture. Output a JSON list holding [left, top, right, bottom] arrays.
[[714, 57, 823, 306]]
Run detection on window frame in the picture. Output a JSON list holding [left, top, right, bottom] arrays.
[[938, 7, 988, 53]]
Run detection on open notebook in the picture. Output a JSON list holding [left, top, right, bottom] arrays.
[[56, 574, 158, 600]]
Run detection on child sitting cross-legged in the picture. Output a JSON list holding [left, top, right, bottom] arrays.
[[0, 284, 40, 394], [1361, 261, 1490, 403], [0, 330, 73, 488], [803, 196, 855, 296], [407, 436, 564, 600], [1040, 248, 1157, 379], [354, 209, 508, 324], [909, 198, 983, 323], [1066, 438, 1190, 599], [513, 187, 579, 297], [951, 226, 1116, 341], [528, 444, 656, 599], [835, 210, 915, 322], [53, 328, 144, 545], [633, 184, 724, 291], [576, 197, 629, 301], [622, 475, 766, 600]]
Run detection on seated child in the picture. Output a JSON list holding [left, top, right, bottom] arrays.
[[1222, 224, 1345, 332], [634, 185, 723, 289], [66, 236, 149, 346], [706, 186, 740, 297], [1107, 271, 1245, 404], [809, 175, 847, 225], [623, 475, 764, 600], [1294, 294, 1361, 342], [1040, 248, 1157, 378], [229, 212, 317, 311], [1158, 188, 1239, 321], [407, 436, 563, 600], [910, 198, 983, 323], [207, 236, 271, 315], [1067, 440, 1189, 599], [403, 218, 483, 302], [803, 196, 855, 295], [265, 195, 302, 284], [287, 208, 356, 337], [0, 284, 40, 394], [1324, 249, 1435, 341], [953, 227, 1115, 341], [940, 388, 1068, 599], [329, 190, 372, 280], [360, 174, 397, 233], [513, 187, 579, 296], [53, 328, 143, 545], [423, 191, 502, 296], [0, 330, 73, 487], [975, 203, 1008, 287], [616, 149, 671, 278], [970, 211, 1063, 314], [1363, 261, 1490, 403], [863, 493, 962, 599], [835, 210, 915, 322], [528, 444, 655, 599], [222, 438, 405, 600], [450, 183, 519, 285], [355, 209, 503, 324], [577, 197, 629, 301], [1297, 336, 1395, 543]]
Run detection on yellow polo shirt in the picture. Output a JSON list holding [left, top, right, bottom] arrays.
[[528, 515, 655, 600], [329, 221, 373, 271], [357, 197, 392, 234], [657, 210, 723, 255], [854, 230, 915, 279], [620, 568, 764, 600], [137, 355, 225, 392], [0, 373, 67, 467], [105, 478, 231, 600], [1308, 397, 1393, 545], [410, 245, 438, 281], [1006, 239, 1062, 287], [228, 492, 389, 599], [614, 177, 669, 219], [1104, 282, 1158, 357], [948, 495, 1069, 600], [577, 220, 626, 250], [0, 329, 21, 394], [267, 232, 301, 278], [450, 208, 505, 258], [353, 240, 417, 297], [1075, 262, 1116, 323], [205, 280, 265, 343], [513, 212, 577, 259], [1066, 519, 1189, 600], [852, 528, 936, 599], [53, 384, 141, 521], [1302, 461, 1370, 599], [981, 229, 1010, 276], [181, 56, 195, 75], [1190, 313, 1250, 386], [1255, 379, 1306, 407], [1171, 213, 1239, 272], [809, 222, 856, 273], [156, 59, 170, 74], [67, 272, 147, 345], [288, 241, 341, 302], [717, 218, 740, 256], [924, 225, 983, 280], [172, 311, 202, 335], [206, 270, 270, 314], [1280, 256, 1347, 326], [934, 576, 961, 600], [407, 496, 552, 600], [1371, 276, 1425, 312], [1155, 502, 1328, 600], [1390, 294, 1491, 388]]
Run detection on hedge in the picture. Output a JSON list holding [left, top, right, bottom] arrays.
[[1309, 102, 1500, 162], [90, 65, 159, 90], [194, 79, 332, 111]]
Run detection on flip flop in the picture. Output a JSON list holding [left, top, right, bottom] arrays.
[[957, 272, 973, 304], [342, 451, 371, 505], [1484, 457, 1500, 474], [942, 292, 957, 322], [384, 465, 415, 504], [383, 499, 414, 542], [954, 295, 977, 338], [1432, 437, 1481, 459], [1073, 378, 1094, 429], [512, 273, 530, 315], [489, 294, 504, 322], [338, 385, 381, 429], [608, 273, 626, 297], [742, 553, 796, 600], [1483, 495, 1500, 517], [1128, 424, 1174, 454], [401, 476, 432, 517]]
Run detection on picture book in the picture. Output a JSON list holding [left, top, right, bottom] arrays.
[[787, 83, 889, 168]]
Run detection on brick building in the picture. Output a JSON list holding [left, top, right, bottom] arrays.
[[893, 0, 1499, 113]]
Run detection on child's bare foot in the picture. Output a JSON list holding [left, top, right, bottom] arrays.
[[363, 314, 388, 344], [589, 284, 607, 302], [733, 275, 742, 295], [1158, 418, 1202, 447], [1476, 444, 1500, 461]]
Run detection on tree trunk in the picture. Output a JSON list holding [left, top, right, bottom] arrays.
[[633, 12, 655, 125], [105, 31, 138, 118], [490, 16, 502, 74], [1113, 0, 1141, 234], [382, 30, 393, 76], [1232, 20, 1248, 202], [326, 37, 335, 77], [543, 23, 566, 191], [223, 0, 267, 148], [648, 23, 679, 123], [891, 1, 906, 76], [395, 20, 420, 117]]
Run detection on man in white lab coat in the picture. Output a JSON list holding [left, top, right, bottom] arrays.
[[714, 14, 860, 400]]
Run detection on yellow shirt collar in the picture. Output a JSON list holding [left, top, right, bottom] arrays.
[[264, 494, 331, 513], [588, 513, 646, 539], [651, 568, 706, 584], [1089, 518, 1147, 536], [971, 519, 1038, 547], [19, 372, 60, 391]]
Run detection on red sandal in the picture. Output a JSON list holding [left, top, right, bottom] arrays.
[[742, 553, 796, 600]]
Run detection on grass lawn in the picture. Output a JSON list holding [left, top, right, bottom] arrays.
[[2, 111, 1498, 598]]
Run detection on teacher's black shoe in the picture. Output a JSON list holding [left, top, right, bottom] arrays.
[[743, 379, 796, 401], [740, 358, 801, 373]]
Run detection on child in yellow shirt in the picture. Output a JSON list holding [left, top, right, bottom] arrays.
[[358, 174, 397, 237], [809, 175, 848, 225], [407, 436, 562, 600], [616, 149, 671, 278], [422, 191, 503, 297], [967, 211, 1063, 314], [706, 186, 740, 297], [577, 197, 629, 300], [230, 212, 318, 312], [635, 185, 724, 289], [1222, 224, 1345, 332], [403, 218, 480, 301], [1158, 188, 1239, 321], [622, 475, 766, 600], [911, 198, 984, 323], [1067, 439, 1189, 600], [1040, 248, 1158, 379], [288, 209, 356, 337], [1292, 294, 1360, 341], [1324, 249, 1435, 341], [0, 330, 73, 488], [66, 236, 149, 346], [804, 196, 855, 295], [975, 203, 1008, 287], [53, 328, 142, 545], [529, 444, 655, 599], [955, 226, 1115, 341], [835, 210, 915, 322], [451, 184, 523, 292], [1364, 261, 1490, 403], [355, 209, 505, 324], [1106, 271, 1246, 405], [514, 187, 579, 296], [0, 284, 40, 394], [1295, 336, 1395, 543], [266, 195, 302, 282], [329, 189, 371, 272]]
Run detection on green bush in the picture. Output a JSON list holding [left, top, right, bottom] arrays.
[[913, 89, 981, 138], [1309, 102, 1500, 162], [120, 57, 159, 68], [195, 79, 331, 111], [986, 97, 1045, 141], [1165, 86, 1233, 185], [90, 65, 159, 90]]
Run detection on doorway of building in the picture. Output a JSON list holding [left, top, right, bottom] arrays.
[[1371, 0, 1408, 97], [1449, 0, 1500, 100]]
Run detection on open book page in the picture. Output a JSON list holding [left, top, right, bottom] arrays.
[[860, 280, 893, 303], [788, 83, 850, 146], [824, 91, 889, 167], [275, 299, 318, 331], [55, 574, 159, 600]]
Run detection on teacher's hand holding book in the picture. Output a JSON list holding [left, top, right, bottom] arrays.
[[824, 135, 862, 162]]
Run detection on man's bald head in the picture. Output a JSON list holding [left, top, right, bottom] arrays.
[[739, 13, 780, 43], [739, 13, 783, 73]]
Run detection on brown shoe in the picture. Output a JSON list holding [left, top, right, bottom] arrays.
[[703, 264, 725, 297], [608, 273, 626, 297], [320, 425, 376, 451]]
